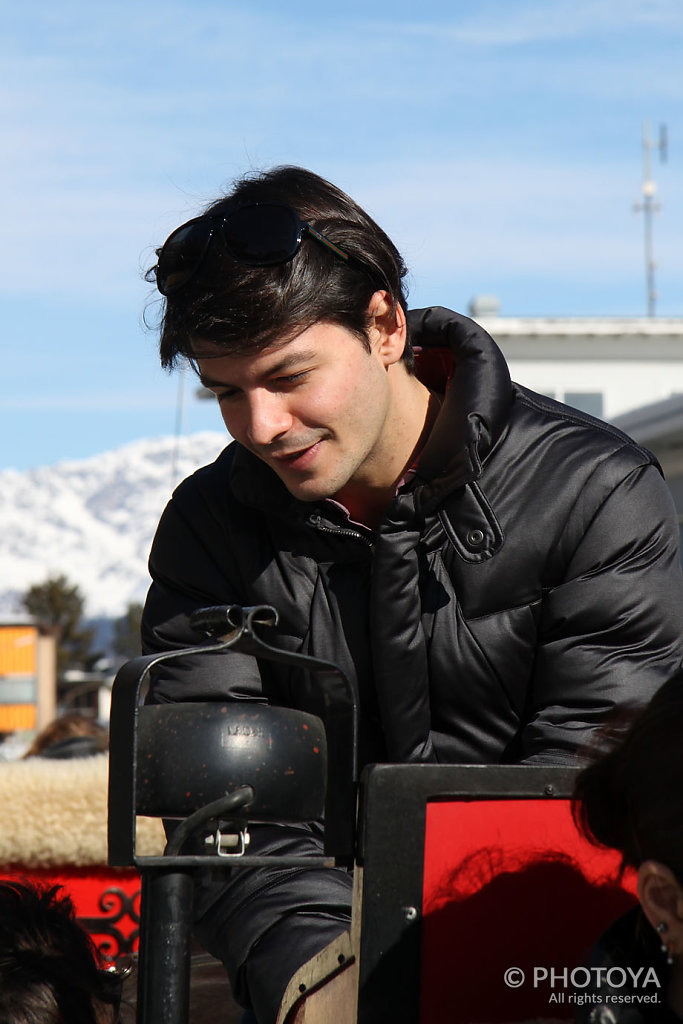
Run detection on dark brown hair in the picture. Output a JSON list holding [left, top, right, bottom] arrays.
[[154, 165, 412, 371], [0, 881, 122, 1023], [572, 668, 683, 882], [23, 712, 108, 759]]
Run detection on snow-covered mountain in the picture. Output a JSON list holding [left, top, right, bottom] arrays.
[[0, 433, 229, 618]]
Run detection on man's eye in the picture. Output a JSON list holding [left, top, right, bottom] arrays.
[[277, 371, 309, 387], [215, 389, 240, 402]]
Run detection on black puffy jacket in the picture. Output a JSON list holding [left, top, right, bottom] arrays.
[[143, 307, 683, 768]]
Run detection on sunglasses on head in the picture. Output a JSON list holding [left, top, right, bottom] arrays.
[[152, 202, 351, 296]]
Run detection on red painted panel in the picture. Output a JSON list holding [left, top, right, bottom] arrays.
[[420, 799, 637, 1023], [0, 866, 141, 963]]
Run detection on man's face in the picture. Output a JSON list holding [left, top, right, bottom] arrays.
[[196, 320, 396, 504]]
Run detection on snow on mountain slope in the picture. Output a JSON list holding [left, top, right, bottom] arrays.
[[0, 433, 229, 618]]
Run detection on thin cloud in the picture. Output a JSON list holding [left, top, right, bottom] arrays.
[[1, 153, 679, 304], [0, 391, 178, 412], [395, 0, 683, 47], [1, 4, 681, 310]]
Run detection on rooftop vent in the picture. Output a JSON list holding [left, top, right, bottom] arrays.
[[469, 295, 501, 319]]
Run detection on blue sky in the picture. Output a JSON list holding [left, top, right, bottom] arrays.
[[2, 0, 682, 471]]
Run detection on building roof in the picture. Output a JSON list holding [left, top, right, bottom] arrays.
[[613, 392, 683, 448], [475, 316, 683, 337], [474, 316, 683, 361]]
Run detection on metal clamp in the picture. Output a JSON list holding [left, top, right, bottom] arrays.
[[204, 826, 251, 858]]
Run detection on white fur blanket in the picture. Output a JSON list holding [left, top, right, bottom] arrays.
[[0, 754, 165, 867]]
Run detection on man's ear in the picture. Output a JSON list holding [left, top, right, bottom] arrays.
[[638, 860, 683, 955], [367, 291, 406, 367]]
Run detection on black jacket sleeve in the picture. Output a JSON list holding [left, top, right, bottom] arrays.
[[142, 487, 264, 704], [521, 459, 683, 763]]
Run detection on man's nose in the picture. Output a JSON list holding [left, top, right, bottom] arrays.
[[245, 390, 293, 447]]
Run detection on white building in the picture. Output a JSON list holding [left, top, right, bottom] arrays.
[[613, 394, 683, 543], [470, 300, 683, 539], [472, 305, 683, 422]]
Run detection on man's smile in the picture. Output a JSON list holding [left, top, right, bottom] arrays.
[[268, 439, 324, 469]]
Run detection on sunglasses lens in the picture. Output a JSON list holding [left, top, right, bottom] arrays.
[[157, 219, 212, 295], [222, 204, 301, 265]]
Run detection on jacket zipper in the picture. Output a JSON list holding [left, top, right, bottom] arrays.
[[309, 513, 373, 547]]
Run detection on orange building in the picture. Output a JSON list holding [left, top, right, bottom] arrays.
[[0, 619, 57, 734]]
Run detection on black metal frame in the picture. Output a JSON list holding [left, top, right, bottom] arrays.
[[108, 603, 360, 866], [107, 604, 361, 1024], [355, 763, 579, 1024]]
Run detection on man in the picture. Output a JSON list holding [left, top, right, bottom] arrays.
[[142, 166, 683, 1021]]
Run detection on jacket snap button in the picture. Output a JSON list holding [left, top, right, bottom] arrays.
[[467, 528, 485, 547]]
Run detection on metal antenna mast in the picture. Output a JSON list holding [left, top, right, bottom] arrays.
[[634, 120, 667, 317]]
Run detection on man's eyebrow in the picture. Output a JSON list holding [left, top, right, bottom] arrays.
[[266, 349, 318, 374], [198, 372, 233, 389], [198, 349, 318, 390]]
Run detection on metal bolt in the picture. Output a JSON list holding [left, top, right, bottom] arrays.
[[403, 906, 418, 922]]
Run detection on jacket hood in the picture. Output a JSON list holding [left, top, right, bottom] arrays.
[[408, 307, 513, 508]]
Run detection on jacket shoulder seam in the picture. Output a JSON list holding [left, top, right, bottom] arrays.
[[513, 386, 657, 466]]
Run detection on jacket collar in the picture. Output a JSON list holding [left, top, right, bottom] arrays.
[[408, 307, 513, 509], [230, 307, 513, 515]]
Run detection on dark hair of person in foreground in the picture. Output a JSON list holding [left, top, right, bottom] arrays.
[[0, 880, 122, 1024], [572, 667, 683, 1021], [573, 667, 683, 882]]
